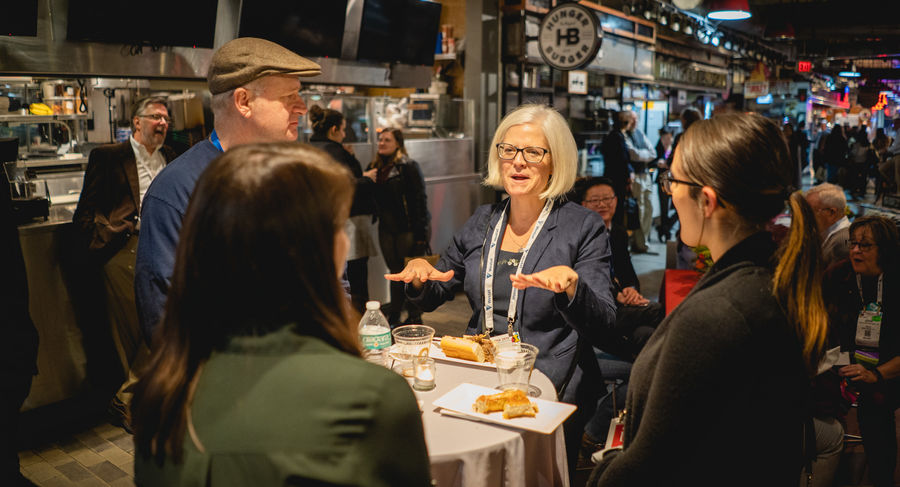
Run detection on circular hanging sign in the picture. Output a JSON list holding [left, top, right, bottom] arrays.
[[538, 2, 602, 71]]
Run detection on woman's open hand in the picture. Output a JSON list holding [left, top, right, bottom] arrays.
[[385, 258, 454, 290], [510, 265, 578, 300]]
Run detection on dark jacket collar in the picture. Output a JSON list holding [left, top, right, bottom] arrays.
[[701, 231, 776, 283]]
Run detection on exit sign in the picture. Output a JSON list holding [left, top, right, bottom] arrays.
[[797, 61, 812, 72]]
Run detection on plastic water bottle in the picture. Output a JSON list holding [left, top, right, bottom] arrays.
[[359, 301, 392, 366]]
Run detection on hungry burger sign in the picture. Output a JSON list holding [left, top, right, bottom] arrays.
[[538, 2, 602, 71]]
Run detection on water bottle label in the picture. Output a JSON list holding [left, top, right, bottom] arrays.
[[361, 331, 391, 350]]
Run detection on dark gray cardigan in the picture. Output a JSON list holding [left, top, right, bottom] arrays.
[[593, 232, 809, 487]]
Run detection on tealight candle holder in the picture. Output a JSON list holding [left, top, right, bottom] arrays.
[[413, 357, 436, 391]]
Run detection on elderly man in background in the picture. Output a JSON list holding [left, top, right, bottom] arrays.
[[805, 182, 851, 267], [72, 96, 177, 428], [623, 111, 656, 254], [135, 37, 321, 342]]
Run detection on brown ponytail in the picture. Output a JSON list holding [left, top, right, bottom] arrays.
[[773, 191, 828, 375], [679, 113, 828, 376]]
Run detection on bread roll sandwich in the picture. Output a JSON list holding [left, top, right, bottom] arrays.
[[473, 389, 521, 413], [473, 389, 538, 419], [440, 336, 486, 362], [502, 394, 538, 419]]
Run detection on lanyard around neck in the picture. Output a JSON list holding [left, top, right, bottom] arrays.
[[483, 198, 553, 335], [210, 130, 223, 152], [855, 273, 883, 306]]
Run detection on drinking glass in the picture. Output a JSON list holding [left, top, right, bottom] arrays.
[[495, 343, 540, 397]]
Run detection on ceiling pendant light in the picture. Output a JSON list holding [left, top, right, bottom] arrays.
[[764, 21, 795, 40], [683, 22, 693, 35], [671, 17, 681, 32], [707, 0, 751, 21]]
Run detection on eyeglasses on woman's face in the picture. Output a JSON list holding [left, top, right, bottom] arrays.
[[658, 171, 703, 195], [849, 240, 876, 252], [496, 143, 550, 164]]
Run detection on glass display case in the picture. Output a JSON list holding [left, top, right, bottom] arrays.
[[300, 93, 474, 143]]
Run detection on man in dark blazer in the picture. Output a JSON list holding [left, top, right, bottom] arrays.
[[72, 96, 176, 429], [600, 112, 633, 228], [579, 177, 663, 359]]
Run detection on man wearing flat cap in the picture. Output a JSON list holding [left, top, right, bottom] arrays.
[[135, 37, 321, 341]]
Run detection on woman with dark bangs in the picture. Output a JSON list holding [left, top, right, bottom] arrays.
[[131, 143, 430, 486]]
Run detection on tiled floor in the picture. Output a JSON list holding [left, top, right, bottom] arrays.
[[19, 421, 134, 487]]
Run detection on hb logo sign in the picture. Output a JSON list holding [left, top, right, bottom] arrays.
[[538, 3, 602, 71]]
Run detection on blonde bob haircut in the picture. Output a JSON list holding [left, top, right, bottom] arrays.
[[483, 104, 577, 201]]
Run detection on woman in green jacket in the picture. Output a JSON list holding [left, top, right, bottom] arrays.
[[131, 143, 431, 486]]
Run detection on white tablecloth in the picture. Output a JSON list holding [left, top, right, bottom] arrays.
[[410, 359, 570, 487]]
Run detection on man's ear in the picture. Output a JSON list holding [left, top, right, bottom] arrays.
[[234, 87, 252, 119]]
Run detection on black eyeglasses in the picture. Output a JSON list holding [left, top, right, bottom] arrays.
[[496, 143, 550, 164], [658, 171, 703, 195], [849, 241, 876, 252], [140, 113, 171, 124], [583, 196, 616, 207]]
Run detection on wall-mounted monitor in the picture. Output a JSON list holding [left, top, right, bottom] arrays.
[[239, 0, 347, 59], [1, 0, 38, 37], [67, 0, 218, 48], [357, 0, 442, 66]]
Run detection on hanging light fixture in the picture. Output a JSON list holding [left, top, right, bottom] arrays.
[[764, 21, 795, 40], [683, 22, 693, 35], [707, 0, 751, 20], [671, 16, 681, 32]]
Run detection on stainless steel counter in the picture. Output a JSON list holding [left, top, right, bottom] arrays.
[[18, 220, 90, 411]]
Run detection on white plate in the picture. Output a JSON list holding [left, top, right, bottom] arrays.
[[429, 340, 497, 369], [432, 382, 576, 435]]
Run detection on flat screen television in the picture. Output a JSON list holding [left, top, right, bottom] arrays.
[[238, 0, 347, 59], [67, 0, 218, 48], [1, 0, 38, 37], [357, 0, 442, 66]]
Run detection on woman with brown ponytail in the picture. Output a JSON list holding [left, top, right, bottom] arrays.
[[590, 113, 828, 486], [308, 105, 378, 311]]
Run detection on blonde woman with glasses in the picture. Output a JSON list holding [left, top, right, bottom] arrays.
[[386, 104, 617, 479]]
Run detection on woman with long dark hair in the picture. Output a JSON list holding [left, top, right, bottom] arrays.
[[308, 104, 378, 311], [132, 143, 430, 486], [368, 128, 430, 325], [591, 113, 828, 486]]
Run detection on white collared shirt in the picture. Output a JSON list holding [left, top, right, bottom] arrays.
[[129, 136, 166, 205], [825, 215, 850, 242]]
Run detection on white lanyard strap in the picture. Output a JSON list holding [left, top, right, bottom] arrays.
[[483, 199, 553, 334], [855, 273, 883, 306]]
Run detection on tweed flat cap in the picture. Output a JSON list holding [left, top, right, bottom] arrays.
[[207, 37, 322, 95]]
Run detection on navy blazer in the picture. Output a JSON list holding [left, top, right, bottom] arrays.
[[409, 200, 617, 404]]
